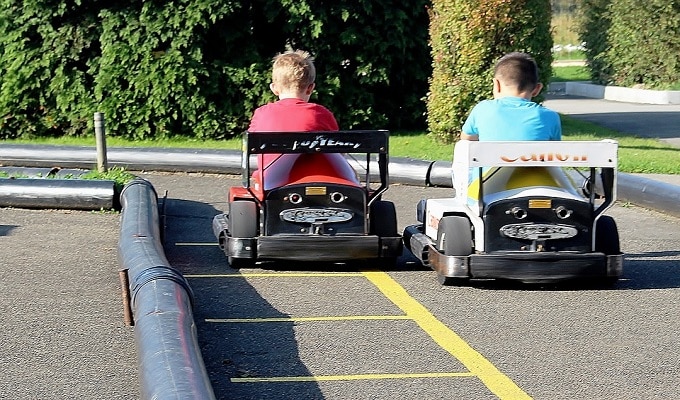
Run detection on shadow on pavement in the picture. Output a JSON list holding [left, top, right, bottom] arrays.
[[160, 197, 325, 400], [0, 224, 18, 236]]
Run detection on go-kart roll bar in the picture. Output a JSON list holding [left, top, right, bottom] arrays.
[[241, 130, 390, 202], [454, 139, 619, 217]]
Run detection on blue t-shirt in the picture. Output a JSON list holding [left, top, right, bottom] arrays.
[[462, 97, 561, 141]]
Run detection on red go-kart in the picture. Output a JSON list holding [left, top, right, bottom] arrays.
[[212, 130, 402, 268]]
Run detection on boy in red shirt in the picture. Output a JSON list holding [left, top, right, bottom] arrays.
[[248, 50, 354, 190], [249, 49, 338, 133]]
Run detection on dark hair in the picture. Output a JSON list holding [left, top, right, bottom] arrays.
[[494, 52, 539, 92]]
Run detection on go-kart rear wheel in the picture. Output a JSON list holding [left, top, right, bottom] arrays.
[[228, 256, 254, 269], [370, 200, 398, 236], [436, 216, 472, 256], [595, 215, 620, 255], [437, 273, 468, 286], [228, 200, 258, 238]]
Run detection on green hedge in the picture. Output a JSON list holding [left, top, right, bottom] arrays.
[[0, 1, 431, 140], [427, 0, 553, 143], [578, 0, 680, 89]]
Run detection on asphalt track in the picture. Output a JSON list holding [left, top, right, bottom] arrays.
[[150, 172, 680, 400], [544, 94, 680, 147], [1, 94, 679, 399], [2, 169, 679, 399]]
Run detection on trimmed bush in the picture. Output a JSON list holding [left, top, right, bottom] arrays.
[[606, 0, 680, 89], [577, 0, 613, 84], [427, 0, 553, 143], [578, 0, 680, 89], [0, 1, 431, 140]]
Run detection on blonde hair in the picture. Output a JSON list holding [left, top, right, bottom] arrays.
[[271, 50, 316, 92]]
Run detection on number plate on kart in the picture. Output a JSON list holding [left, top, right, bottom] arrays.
[[500, 223, 578, 240], [280, 207, 354, 224]]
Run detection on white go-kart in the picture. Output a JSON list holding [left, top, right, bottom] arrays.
[[403, 140, 623, 285]]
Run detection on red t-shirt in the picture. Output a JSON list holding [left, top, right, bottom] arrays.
[[248, 98, 340, 169], [248, 98, 339, 132]]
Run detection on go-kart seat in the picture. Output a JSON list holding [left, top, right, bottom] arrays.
[[232, 153, 361, 202], [467, 166, 582, 204]]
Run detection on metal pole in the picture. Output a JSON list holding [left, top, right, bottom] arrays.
[[94, 112, 108, 172]]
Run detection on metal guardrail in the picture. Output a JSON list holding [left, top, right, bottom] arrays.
[[1, 144, 678, 217]]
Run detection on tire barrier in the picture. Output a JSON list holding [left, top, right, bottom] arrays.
[[118, 178, 216, 400], [0, 178, 115, 210], [428, 160, 454, 188]]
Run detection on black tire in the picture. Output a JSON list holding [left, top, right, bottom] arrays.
[[370, 200, 398, 237], [436, 216, 472, 256], [437, 274, 468, 286], [228, 200, 258, 238], [228, 256, 254, 269], [595, 215, 620, 255]]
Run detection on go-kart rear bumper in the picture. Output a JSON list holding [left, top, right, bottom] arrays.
[[403, 224, 623, 281], [428, 248, 623, 282], [224, 235, 402, 262]]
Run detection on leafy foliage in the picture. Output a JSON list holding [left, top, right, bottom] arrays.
[[0, 0, 100, 138], [0, 0, 431, 140], [427, 0, 553, 143], [606, 0, 680, 89], [578, 0, 680, 89], [576, 0, 613, 84]]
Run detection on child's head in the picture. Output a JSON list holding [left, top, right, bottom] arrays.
[[270, 49, 316, 101], [492, 52, 543, 99]]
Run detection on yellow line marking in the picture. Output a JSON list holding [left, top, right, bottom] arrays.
[[184, 272, 365, 278], [233, 371, 475, 383], [207, 315, 411, 323], [174, 242, 218, 246], [362, 271, 532, 400]]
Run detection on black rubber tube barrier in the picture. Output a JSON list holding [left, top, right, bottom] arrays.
[[618, 173, 680, 218], [118, 178, 216, 400], [2, 144, 680, 218], [0, 178, 115, 210]]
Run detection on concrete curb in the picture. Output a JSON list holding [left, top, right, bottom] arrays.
[[1, 144, 678, 217]]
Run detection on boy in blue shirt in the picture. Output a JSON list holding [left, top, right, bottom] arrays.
[[461, 52, 561, 141]]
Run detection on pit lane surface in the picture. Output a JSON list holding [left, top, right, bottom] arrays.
[[2, 171, 678, 399], [147, 172, 680, 400]]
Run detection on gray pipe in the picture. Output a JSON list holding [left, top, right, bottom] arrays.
[[94, 112, 109, 173], [0, 144, 240, 174], [118, 178, 216, 400], [618, 173, 680, 218], [2, 145, 680, 218], [0, 178, 115, 210]]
